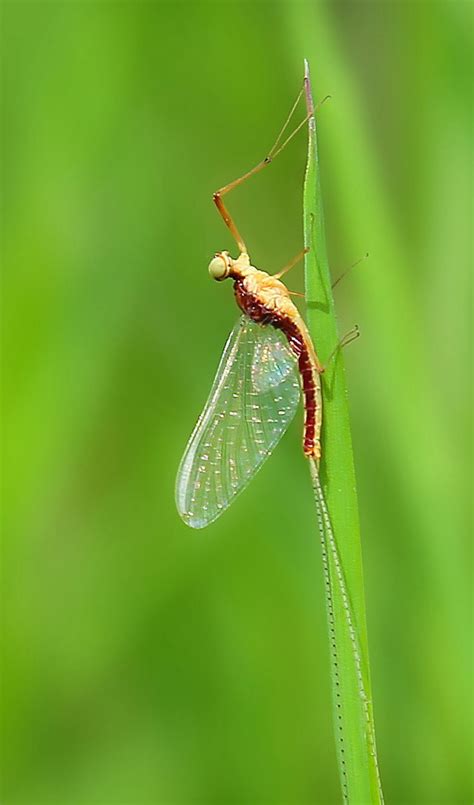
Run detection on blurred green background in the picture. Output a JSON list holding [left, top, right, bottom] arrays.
[[2, 1, 472, 803]]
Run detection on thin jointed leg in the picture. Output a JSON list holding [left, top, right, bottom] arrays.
[[322, 325, 360, 371], [213, 86, 309, 254], [332, 253, 369, 290], [274, 246, 309, 279]]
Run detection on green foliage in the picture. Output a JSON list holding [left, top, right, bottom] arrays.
[[2, 3, 471, 804]]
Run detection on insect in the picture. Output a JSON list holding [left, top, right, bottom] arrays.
[[176, 89, 351, 529]]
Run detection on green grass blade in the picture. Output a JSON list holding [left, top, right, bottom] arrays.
[[303, 60, 384, 804]]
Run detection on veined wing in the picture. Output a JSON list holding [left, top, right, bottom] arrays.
[[176, 316, 300, 529]]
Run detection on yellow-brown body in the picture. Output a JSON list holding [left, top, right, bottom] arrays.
[[209, 251, 322, 460]]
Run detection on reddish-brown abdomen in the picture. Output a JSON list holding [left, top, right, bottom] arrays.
[[233, 279, 320, 458]]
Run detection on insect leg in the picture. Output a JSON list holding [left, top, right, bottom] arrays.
[[273, 246, 309, 279], [213, 86, 310, 254], [331, 253, 369, 290], [320, 325, 360, 372]]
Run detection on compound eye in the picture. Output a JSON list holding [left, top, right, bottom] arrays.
[[208, 254, 229, 280]]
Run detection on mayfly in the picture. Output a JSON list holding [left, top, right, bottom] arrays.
[[175, 73, 384, 803], [176, 88, 352, 529]]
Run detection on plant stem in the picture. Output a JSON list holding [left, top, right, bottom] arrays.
[[303, 59, 384, 804]]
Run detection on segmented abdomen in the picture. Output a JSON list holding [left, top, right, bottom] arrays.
[[234, 279, 321, 459], [278, 317, 321, 459]]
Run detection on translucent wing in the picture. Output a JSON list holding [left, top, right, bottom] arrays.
[[251, 334, 295, 393], [176, 316, 300, 529]]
